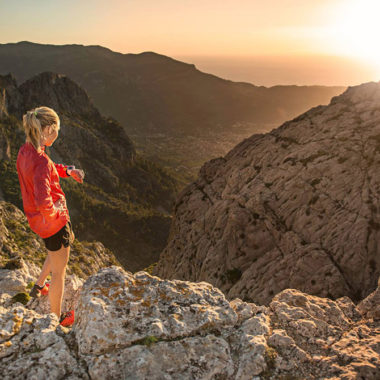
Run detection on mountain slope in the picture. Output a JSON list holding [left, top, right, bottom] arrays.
[[0, 41, 345, 137], [0, 72, 180, 271], [153, 81, 380, 305]]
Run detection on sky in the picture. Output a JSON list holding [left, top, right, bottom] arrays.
[[1, 0, 379, 86]]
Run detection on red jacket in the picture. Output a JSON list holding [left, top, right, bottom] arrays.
[[16, 142, 70, 238]]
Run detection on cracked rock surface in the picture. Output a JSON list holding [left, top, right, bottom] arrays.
[[1, 265, 379, 379], [153, 81, 380, 305]]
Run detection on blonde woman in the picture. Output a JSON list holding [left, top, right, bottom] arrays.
[[16, 106, 84, 327]]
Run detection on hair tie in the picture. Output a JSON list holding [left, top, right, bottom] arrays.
[[34, 110, 38, 116]]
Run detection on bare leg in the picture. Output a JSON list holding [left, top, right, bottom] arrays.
[[47, 245, 70, 318], [35, 254, 51, 287]]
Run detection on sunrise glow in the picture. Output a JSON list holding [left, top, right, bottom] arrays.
[[327, 0, 380, 76], [0, 0, 379, 85]]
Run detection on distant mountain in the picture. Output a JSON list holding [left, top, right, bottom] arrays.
[[0, 71, 180, 271], [153, 81, 380, 305], [0, 41, 345, 137]]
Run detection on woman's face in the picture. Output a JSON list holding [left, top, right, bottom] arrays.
[[42, 125, 60, 146]]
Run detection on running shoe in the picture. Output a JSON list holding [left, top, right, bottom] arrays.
[[29, 282, 50, 298], [59, 310, 75, 327]]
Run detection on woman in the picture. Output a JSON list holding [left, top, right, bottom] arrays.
[[16, 106, 84, 327]]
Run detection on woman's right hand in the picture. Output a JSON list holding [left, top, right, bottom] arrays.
[[70, 169, 85, 183]]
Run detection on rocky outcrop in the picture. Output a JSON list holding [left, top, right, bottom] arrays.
[[0, 74, 17, 160], [0, 265, 379, 379], [153, 81, 380, 305], [0, 73, 21, 119], [357, 277, 380, 320]]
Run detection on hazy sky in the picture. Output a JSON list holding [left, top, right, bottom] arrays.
[[1, 0, 379, 86]]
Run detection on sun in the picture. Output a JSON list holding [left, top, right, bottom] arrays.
[[328, 0, 380, 77]]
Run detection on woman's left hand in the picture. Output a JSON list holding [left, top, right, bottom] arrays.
[[71, 169, 85, 183]]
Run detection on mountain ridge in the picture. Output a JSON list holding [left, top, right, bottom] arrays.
[[0, 41, 345, 137]]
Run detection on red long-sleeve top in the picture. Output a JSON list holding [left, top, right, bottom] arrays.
[[16, 142, 70, 238]]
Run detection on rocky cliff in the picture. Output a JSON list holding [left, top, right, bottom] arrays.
[[0, 198, 379, 379], [0, 72, 179, 271], [0, 261, 379, 379], [153, 81, 380, 305]]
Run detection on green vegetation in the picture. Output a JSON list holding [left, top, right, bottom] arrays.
[[68, 239, 120, 279], [2, 212, 46, 266], [2, 257, 23, 270], [26, 281, 35, 289], [143, 262, 158, 275], [12, 292, 30, 305], [261, 345, 279, 379], [131, 124, 268, 188], [133, 335, 159, 347], [0, 159, 23, 209], [0, 115, 25, 209], [0, 199, 120, 275]]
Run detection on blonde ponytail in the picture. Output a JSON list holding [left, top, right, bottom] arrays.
[[22, 106, 60, 151]]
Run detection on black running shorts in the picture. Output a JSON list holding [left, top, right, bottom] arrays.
[[42, 220, 75, 251]]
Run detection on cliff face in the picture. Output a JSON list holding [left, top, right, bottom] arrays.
[[153, 81, 380, 305], [0, 72, 179, 271]]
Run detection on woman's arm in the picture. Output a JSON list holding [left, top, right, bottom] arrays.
[[54, 163, 70, 178], [54, 162, 84, 183]]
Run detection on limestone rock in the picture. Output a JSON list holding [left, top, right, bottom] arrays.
[[0, 266, 379, 379], [153, 81, 380, 305], [73, 266, 238, 356], [266, 285, 380, 379], [0, 305, 87, 379], [357, 277, 380, 320]]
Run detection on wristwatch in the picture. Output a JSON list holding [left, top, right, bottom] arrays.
[[66, 165, 75, 176]]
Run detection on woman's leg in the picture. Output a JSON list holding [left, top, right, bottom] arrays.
[[35, 254, 51, 287], [47, 245, 70, 318]]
